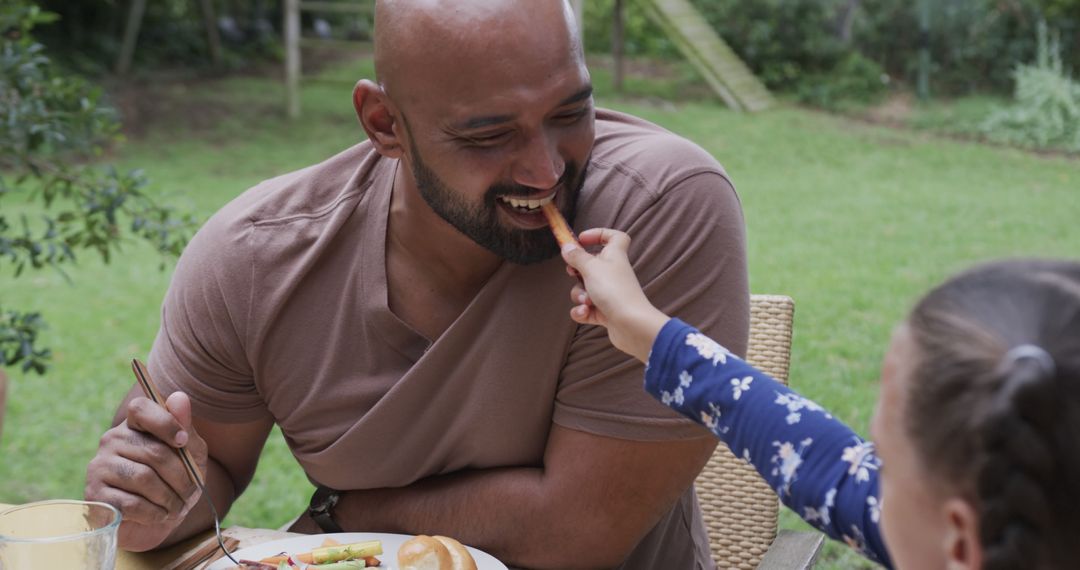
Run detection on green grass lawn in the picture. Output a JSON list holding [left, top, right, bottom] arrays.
[[1, 55, 1076, 568]]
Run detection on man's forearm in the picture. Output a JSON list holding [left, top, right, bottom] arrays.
[[310, 466, 641, 569]]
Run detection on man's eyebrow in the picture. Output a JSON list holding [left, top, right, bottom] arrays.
[[455, 114, 517, 131], [452, 86, 594, 132], [557, 85, 594, 107]]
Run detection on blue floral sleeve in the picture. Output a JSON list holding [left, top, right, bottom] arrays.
[[645, 318, 892, 568]]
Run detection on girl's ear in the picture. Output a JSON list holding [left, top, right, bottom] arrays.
[[353, 79, 404, 159], [942, 497, 982, 570]]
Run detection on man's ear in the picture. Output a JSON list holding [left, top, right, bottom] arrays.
[[942, 497, 982, 570], [354, 79, 404, 159]]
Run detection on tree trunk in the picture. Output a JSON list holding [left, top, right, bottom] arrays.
[[613, 0, 625, 93], [198, 0, 224, 66], [835, 0, 861, 44]]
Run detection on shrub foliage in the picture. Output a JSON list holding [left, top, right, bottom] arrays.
[[0, 2, 193, 374], [584, 0, 1080, 99], [981, 22, 1080, 151]]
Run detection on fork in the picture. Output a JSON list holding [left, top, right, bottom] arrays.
[[131, 359, 240, 567]]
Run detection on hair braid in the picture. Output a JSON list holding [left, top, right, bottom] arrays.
[[977, 353, 1059, 570]]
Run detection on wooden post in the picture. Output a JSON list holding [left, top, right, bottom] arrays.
[[917, 0, 930, 100], [285, 0, 301, 118], [115, 0, 147, 75], [613, 0, 625, 93], [835, 0, 861, 44], [198, 0, 223, 66]]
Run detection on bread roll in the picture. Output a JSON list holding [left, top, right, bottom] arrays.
[[433, 536, 478, 570], [397, 534, 478, 570], [397, 535, 453, 570]]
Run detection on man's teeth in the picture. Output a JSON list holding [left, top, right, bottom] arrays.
[[499, 193, 554, 211]]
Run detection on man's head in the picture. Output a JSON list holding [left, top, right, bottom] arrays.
[[354, 0, 594, 264]]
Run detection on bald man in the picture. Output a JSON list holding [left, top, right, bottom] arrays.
[[84, 1, 748, 568]]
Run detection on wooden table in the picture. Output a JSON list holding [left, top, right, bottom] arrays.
[[0, 502, 296, 569]]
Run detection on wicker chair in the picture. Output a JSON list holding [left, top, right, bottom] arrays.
[[694, 294, 825, 569]]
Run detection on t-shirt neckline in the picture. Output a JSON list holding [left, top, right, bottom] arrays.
[[362, 158, 512, 358]]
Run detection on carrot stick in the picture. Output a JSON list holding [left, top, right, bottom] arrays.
[[540, 202, 580, 249], [259, 552, 313, 565]]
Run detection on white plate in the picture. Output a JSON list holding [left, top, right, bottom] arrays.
[[205, 532, 508, 569]]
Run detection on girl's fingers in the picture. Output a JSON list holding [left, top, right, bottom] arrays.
[[570, 284, 591, 305], [570, 303, 605, 326], [568, 306, 583, 324], [560, 240, 593, 271], [570, 280, 587, 300], [570, 304, 591, 323], [577, 228, 631, 252], [576, 228, 605, 245]]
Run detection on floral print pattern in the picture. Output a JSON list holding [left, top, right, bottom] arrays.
[[685, 332, 731, 365], [644, 319, 892, 568], [841, 440, 881, 483], [730, 376, 753, 400], [771, 437, 813, 495], [773, 391, 832, 425]]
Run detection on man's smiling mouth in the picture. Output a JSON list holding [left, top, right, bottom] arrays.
[[497, 192, 556, 214]]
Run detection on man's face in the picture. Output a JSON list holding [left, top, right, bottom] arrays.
[[408, 134, 586, 264], [383, 2, 596, 264]]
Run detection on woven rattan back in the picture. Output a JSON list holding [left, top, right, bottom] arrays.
[[695, 294, 795, 569]]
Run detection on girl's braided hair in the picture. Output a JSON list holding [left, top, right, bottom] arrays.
[[905, 259, 1080, 569]]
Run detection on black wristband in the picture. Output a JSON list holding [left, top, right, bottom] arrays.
[[308, 484, 343, 533]]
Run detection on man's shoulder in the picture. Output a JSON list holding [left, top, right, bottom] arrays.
[[181, 141, 390, 275], [592, 108, 731, 192], [216, 141, 388, 230], [170, 141, 390, 313]]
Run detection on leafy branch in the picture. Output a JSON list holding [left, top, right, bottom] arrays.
[[1, 1, 194, 374]]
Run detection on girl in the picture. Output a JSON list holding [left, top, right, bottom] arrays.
[[561, 229, 1079, 570]]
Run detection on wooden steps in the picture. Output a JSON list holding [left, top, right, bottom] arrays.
[[639, 0, 773, 112]]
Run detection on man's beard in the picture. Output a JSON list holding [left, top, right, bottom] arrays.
[[408, 145, 585, 265]]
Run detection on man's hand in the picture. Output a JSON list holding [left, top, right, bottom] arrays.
[[85, 391, 207, 551]]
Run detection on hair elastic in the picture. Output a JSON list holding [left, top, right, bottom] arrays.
[[1002, 344, 1056, 377]]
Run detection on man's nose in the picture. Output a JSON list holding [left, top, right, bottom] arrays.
[[511, 134, 565, 190]]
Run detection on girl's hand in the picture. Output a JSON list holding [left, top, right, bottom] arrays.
[[560, 228, 669, 362]]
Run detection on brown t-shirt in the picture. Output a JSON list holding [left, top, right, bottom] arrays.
[[150, 108, 749, 569]]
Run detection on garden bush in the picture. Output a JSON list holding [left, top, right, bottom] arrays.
[[795, 51, 890, 109], [583, 0, 679, 59], [0, 1, 192, 373], [30, 0, 280, 75], [585, 0, 1080, 98], [981, 22, 1080, 151]]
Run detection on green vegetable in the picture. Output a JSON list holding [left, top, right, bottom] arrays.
[[310, 561, 366, 569], [311, 541, 382, 563]]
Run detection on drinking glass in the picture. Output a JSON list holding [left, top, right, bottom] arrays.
[[0, 500, 121, 569]]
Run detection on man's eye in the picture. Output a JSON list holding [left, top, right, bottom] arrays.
[[554, 108, 589, 123], [466, 133, 511, 147]]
